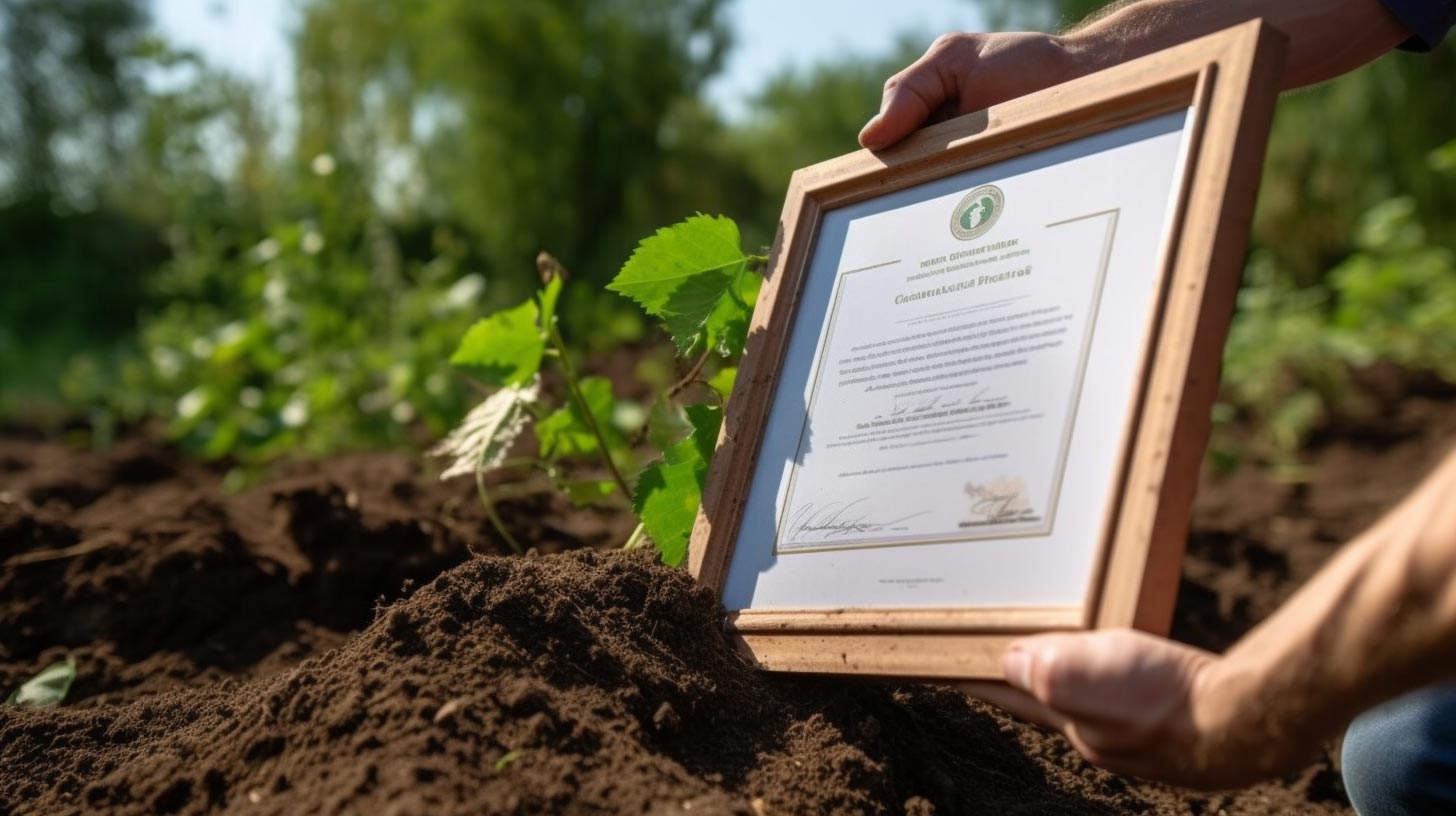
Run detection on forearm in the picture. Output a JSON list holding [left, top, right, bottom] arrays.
[[1060, 0, 1411, 89], [1205, 447, 1456, 769]]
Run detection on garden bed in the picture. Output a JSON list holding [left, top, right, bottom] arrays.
[[2, 377, 1454, 814]]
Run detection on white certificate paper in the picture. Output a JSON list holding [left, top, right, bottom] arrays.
[[723, 111, 1196, 612]]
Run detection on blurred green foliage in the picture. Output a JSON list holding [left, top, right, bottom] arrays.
[[63, 218, 487, 462], [2, 0, 1454, 469], [1224, 156, 1456, 460]]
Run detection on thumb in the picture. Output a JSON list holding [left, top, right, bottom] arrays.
[[1002, 632, 1078, 703], [1003, 631, 1131, 717], [1005, 629, 1203, 723], [858, 67, 947, 151]]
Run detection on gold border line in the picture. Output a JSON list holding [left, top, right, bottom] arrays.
[[772, 209, 1122, 556]]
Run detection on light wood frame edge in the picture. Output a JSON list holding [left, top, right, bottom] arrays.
[[1089, 21, 1287, 634], [688, 21, 1288, 679]]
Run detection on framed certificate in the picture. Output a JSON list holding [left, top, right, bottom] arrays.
[[688, 21, 1287, 678]]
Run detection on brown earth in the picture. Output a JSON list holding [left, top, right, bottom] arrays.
[[1, 376, 1454, 815]]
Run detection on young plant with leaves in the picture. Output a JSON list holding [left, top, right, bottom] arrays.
[[432, 215, 765, 564]]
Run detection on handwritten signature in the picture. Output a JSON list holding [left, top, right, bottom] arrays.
[[787, 498, 930, 540], [964, 476, 1032, 522], [968, 490, 1023, 521], [888, 385, 992, 418]]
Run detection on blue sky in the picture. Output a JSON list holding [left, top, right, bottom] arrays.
[[152, 0, 985, 119]]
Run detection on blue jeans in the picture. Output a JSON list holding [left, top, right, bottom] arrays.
[[1342, 685, 1456, 816]]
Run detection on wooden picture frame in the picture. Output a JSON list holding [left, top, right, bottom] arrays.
[[689, 21, 1287, 679]]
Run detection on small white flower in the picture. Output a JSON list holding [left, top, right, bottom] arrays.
[[263, 277, 288, 306], [190, 337, 215, 359], [280, 395, 309, 428], [252, 238, 281, 263], [177, 388, 207, 420], [301, 231, 325, 255], [215, 321, 248, 347], [441, 274, 485, 310], [150, 347, 184, 379], [390, 401, 416, 424], [311, 153, 336, 176], [612, 401, 647, 432]]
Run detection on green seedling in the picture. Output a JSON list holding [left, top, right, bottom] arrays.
[[432, 215, 765, 565], [494, 749, 524, 773]]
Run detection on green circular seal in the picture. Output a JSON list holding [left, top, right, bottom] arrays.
[[950, 184, 1005, 241]]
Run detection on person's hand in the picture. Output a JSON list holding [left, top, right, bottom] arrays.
[[954, 629, 1312, 790], [858, 32, 1081, 151]]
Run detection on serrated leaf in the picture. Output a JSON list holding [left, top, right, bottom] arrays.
[[644, 400, 690, 452], [633, 459, 700, 567], [680, 404, 723, 462], [535, 377, 622, 460], [431, 377, 540, 480], [5, 658, 76, 707], [607, 215, 749, 355], [450, 300, 544, 386], [704, 269, 761, 357], [633, 405, 723, 566]]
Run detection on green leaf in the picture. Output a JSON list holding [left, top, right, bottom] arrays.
[[703, 268, 761, 357], [607, 215, 750, 355], [535, 408, 593, 459], [1430, 139, 1456, 175], [564, 480, 617, 507], [536, 377, 621, 459], [430, 378, 541, 480], [633, 461, 699, 567], [681, 404, 722, 462], [707, 366, 737, 399], [6, 658, 76, 707], [644, 400, 690, 452], [633, 405, 723, 566], [538, 275, 564, 331], [450, 300, 545, 386]]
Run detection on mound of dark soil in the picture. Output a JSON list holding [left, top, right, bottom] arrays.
[[1, 549, 1136, 815], [0, 439, 633, 705], [1, 375, 1453, 815]]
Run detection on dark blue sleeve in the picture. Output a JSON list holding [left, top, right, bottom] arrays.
[[1381, 0, 1456, 51]]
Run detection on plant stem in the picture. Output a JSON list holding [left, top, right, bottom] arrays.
[[668, 347, 713, 398], [547, 324, 634, 499], [475, 452, 524, 556], [622, 522, 648, 551]]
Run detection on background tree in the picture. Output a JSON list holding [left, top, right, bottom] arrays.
[[2, 0, 1451, 469], [290, 0, 737, 288], [0, 0, 159, 413]]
